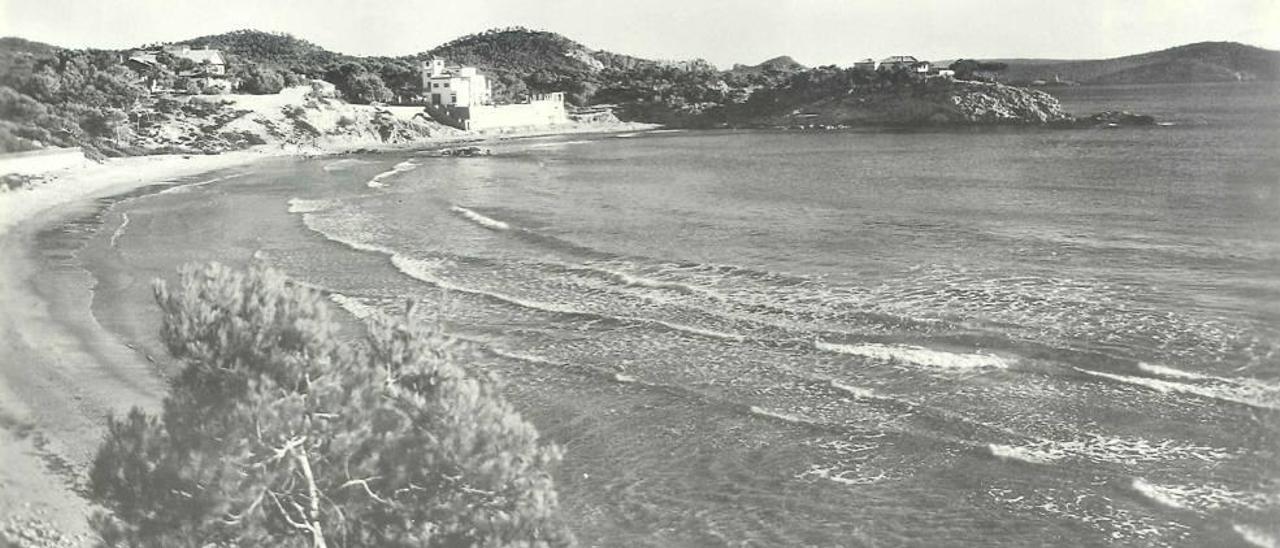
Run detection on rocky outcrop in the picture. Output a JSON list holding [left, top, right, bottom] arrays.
[[942, 81, 1072, 123], [716, 78, 1076, 128], [703, 78, 1166, 130]]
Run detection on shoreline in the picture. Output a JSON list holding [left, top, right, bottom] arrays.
[[0, 122, 654, 545]]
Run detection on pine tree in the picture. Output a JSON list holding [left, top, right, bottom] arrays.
[[89, 263, 572, 547]]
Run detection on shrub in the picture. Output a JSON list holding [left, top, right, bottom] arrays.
[[89, 263, 572, 547], [238, 65, 286, 95]]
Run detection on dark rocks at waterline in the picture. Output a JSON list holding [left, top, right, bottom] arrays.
[[1057, 111, 1160, 129]]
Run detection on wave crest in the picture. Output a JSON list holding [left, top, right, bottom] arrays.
[[451, 206, 511, 231], [816, 341, 1009, 371]]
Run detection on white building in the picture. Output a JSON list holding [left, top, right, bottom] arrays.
[[421, 58, 492, 107]]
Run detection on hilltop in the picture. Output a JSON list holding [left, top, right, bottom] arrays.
[[993, 41, 1280, 84], [172, 29, 349, 68], [728, 56, 807, 77]]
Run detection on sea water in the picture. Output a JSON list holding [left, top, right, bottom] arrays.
[[81, 82, 1280, 546]]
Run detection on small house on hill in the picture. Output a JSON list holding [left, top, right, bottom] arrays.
[[879, 56, 932, 73], [163, 45, 227, 76], [853, 58, 878, 71]]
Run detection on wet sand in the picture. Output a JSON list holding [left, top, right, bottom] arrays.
[[0, 150, 280, 540]]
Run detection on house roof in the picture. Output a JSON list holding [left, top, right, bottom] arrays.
[[180, 49, 225, 65], [127, 53, 162, 69], [880, 55, 918, 64], [855, 58, 876, 64], [162, 46, 226, 65]]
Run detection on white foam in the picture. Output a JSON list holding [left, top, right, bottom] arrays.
[[816, 341, 1009, 371], [287, 197, 337, 214], [109, 212, 129, 248], [829, 380, 878, 400], [988, 443, 1057, 465], [591, 265, 725, 300], [748, 406, 820, 427], [327, 292, 379, 320], [1132, 477, 1189, 509], [366, 160, 418, 188], [1235, 524, 1280, 548], [797, 464, 888, 486], [450, 206, 511, 231], [1137, 362, 1211, 381], [1133, 478, 1279, 513], [985, 434, 1233, 467], [1075, 366, 1280, 410]]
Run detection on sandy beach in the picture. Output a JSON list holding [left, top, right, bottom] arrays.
[[0, 121, 655, 544], [0, 149, 288, 543]]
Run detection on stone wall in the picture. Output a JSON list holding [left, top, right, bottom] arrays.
[[464, 98, 569, 130]]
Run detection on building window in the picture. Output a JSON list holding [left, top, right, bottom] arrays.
[[443, 83, 450, 88], [432, 83, 439, 88]]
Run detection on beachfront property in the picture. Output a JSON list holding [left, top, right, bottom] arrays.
[[126, 45, 232, 93], [878, 56, 932, 73], [421, 58, 493, 107], [164, 45, 227, 76], [419, 58, 569, 130]]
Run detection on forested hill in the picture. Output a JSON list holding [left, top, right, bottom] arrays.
[[995, 42, 1280, 84], [414, 27, 723, 104], [173, 30, 348, 68]]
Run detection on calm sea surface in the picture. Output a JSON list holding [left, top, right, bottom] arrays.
[[78, 82, 1280, 546]]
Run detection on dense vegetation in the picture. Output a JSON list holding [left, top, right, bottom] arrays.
[[0, 45, 146, 155], [89, 263, 572, 547]]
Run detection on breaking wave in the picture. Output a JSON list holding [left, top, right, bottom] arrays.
[[1132, 478, 1278, 513], [815, 341, 1010, 371], [1235, 524, 1280, 548], [986, 434, 1234, 467], [987, 443, 1057, 465], [1074, 366, 1280, 410], [366, 160, 418, 188], [1137, 362, 1211, 380], [450, 205, 511, 231]]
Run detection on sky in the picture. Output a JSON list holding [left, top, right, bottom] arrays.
[[1, 0, 1277, 67]]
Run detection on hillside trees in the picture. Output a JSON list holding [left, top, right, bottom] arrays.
[[325, 62, 393, 104], [0, 48, 146, 153], [236, 64, 286, 94], [89, 263, 573, 547]]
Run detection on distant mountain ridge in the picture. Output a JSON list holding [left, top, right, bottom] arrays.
[[991, 42, 1280, 84]]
